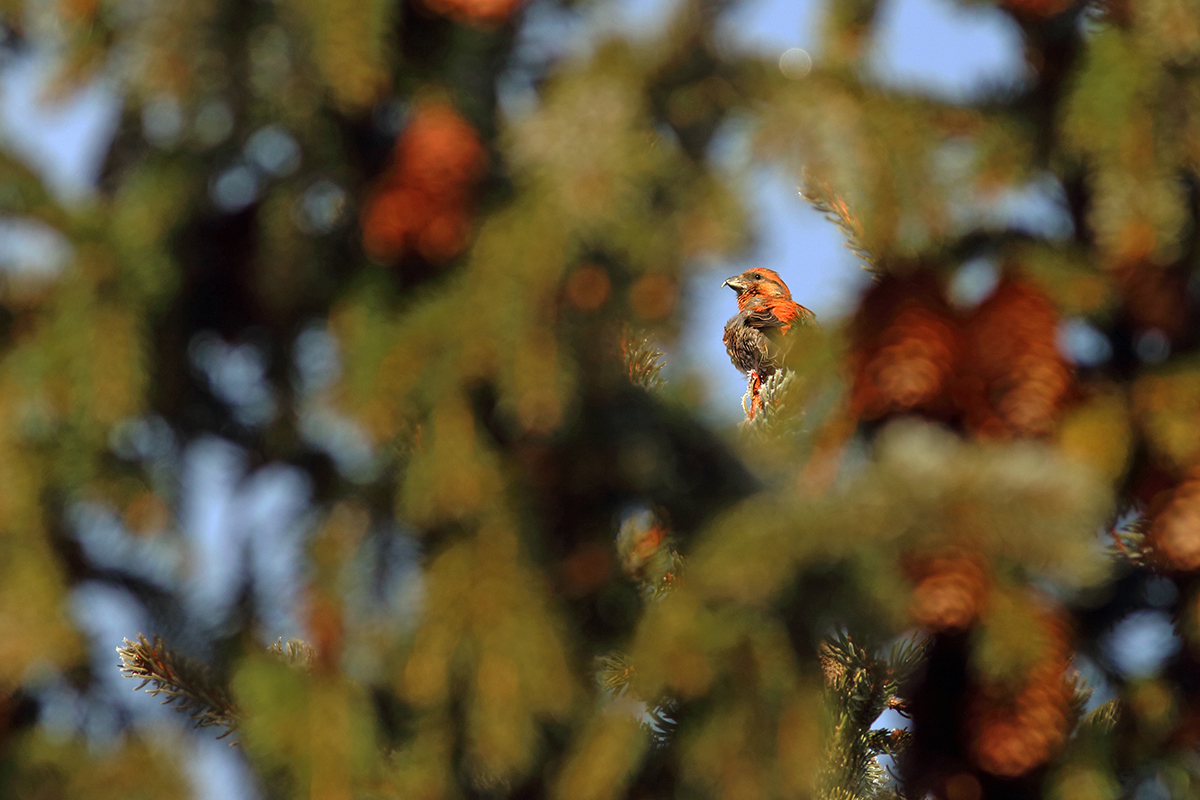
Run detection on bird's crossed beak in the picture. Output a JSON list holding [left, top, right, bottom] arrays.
[[722, 276, 748, 293]]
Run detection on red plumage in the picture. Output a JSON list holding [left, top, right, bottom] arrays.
[[722, 268, 815, 414]]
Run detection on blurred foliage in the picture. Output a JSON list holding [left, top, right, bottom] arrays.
[[7, 732, 189, 800], [3, 0, 1200, 798]]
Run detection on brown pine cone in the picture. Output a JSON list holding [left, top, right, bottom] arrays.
[[906, 549, 992, 633], [360, 101, 485, 263], [420, 0, 524, 26], [959, 275, 1074, 439], [849, 271, 960, 422], [967, 603, 1074, 777], [1146, 467, 1200, 571], [969, 673, 1073, 777]]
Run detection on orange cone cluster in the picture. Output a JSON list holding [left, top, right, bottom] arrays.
[[959, 277, 1074, 439], [848, 270, 1074, 439], [360, 101, 486, 263], [419, 0, 523, 26], [967, 605, 1074, 777], [1146, 466, 1200, 571], [905, 549, 991, 633], [849, 272, 960, 422]]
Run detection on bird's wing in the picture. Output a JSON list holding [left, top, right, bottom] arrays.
[[743, 301, 816, 369], [743, 301, 816, 335]]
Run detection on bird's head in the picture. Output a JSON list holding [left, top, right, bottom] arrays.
[[722, 268, 793, 308]]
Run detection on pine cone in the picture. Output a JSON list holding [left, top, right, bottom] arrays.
[[817, 640, 847, 686], [849, 271, 960, 422], [967, 603, 1073, 777], [1145, 467, 1200, 571], [361, 102, 485, 263], [420, 0, 523, 25], [959, 276, 1073, 439], [969, 674, 1072, 777], [906, 549, 991, 633], [396, 104, 488, 202]]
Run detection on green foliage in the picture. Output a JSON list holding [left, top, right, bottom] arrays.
[[818, 633, 926, 799], [6, 0, 1200, 799], [234, 652, 379, 797], [621, 329, 667, 392], [8, 733, 189, 800]]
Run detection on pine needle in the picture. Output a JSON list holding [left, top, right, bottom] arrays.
[[596, 651, 637, 694], [268, 637, 318, 667], [820, 632, 928, 799], [594, 651, 677, 745], [739, 368, 804, 437], [1109, 511, 1150, 565], [116, 634, 241, 736], [1079, 699, 1121, 734], [117, 634, 321, 741], [621, 327, 666, 391], [800, 173, 877, 272]]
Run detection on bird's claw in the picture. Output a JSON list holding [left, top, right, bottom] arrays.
[[742, 372, 762, 420]]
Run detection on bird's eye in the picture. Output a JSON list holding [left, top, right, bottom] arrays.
[[750, 273, 763, 280]]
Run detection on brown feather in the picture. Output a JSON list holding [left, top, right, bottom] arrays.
[[721, 269, 815, 379]]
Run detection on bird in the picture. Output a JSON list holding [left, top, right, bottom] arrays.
[[722, 268, 816, 417]]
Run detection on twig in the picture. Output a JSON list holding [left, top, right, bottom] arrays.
[[117, 634, 241, 737], [800, 173, 877, 272]]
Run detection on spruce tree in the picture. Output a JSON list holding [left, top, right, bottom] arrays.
[[1, 1, 1199, 799]]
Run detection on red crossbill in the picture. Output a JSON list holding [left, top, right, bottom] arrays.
[[722, 268, 815, 412]]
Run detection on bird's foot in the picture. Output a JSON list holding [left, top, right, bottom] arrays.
[[751, 392, 765, 418], [742, 372, 763, 420]]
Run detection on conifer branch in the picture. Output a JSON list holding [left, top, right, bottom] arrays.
[[1109, 512, 1150, 565], [866, 727, 911, 757], [1066, 668, 1120, 738], [801, 174, 877, 272], [602, 505, 684, 744], [596, 650, 637, 694], [1079, 699, 1120, 734], [616, 506, 683, 600], [117, 634, 241, 737], [819, 633, 928, 799], [621, 328, 666, 391], [594, 651, 676, 745], [269, 637, 318, 667], [739, 369, 804, 437], [885, 635, 929, 691], [117, 634, 320, 740], [1065, 671, 1093, 733], [644, 701, 678, 747]]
